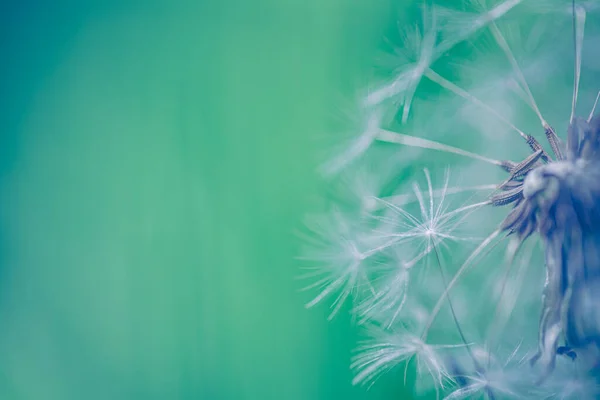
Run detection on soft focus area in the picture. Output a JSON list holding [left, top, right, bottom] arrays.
[[0, 1, 409, 399]]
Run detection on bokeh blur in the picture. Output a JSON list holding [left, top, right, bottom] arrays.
[[0, 0, 415, 399]]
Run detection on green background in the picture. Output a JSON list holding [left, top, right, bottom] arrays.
[[0, 1, 411, 399]]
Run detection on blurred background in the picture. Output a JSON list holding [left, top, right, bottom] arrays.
[[0, 0, 414, 398]]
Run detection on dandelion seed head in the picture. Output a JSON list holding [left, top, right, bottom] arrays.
[[302, 0, 600, 397]]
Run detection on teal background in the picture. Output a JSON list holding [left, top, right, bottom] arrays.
[[0, 1, 411, 399]]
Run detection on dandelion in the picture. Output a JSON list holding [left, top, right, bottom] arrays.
[[302, 0, 600, 398]]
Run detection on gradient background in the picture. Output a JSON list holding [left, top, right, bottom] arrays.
[[0, 0, 416, 399]]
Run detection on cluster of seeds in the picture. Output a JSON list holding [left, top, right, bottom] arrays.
[[301, 0, 600, 398]]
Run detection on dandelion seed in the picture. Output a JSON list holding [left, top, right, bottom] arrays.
[[354, 257, 411, 328], [351, 328, 465, 389], [376, 129, 504, 166], [320, 106, 385, 177], [373, 169, 487, 269], [423, 67, 531, 141], [488, 19, 555, 133], [356, 170, 486, 327], [436, 0, 525, 52], [299, 209, 381, 319], [366, 7, 438, 117], [327, 161, 401, 216]]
